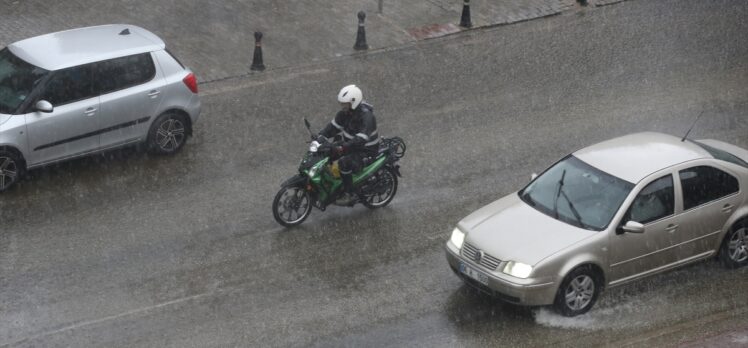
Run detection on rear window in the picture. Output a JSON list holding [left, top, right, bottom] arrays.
[[693, 141, 748, 169], [96, 53, 156, 94]]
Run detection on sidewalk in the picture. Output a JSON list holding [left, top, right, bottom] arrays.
[[0, 0, 594, 82]]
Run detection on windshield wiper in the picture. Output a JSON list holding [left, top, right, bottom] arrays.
[[559, 189, 586, 228], [553, 169, 587, 229], [553, 170, 566, 219]]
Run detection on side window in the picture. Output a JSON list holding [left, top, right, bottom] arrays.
[[680, 166, 739, 210], [41, 64, 95, 106], [625, 175, 675, 224], [96, 53, 156, 95]]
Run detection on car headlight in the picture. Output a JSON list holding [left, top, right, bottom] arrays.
[[450, 227, 465, 249], [503, 261, 533, 279]]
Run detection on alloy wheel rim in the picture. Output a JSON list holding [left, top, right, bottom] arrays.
[[277, 187, 310, 224], [565, 275, 595, 311], [156, 118, 186, 152], [0, 156, 18, 190], [728, 227, 748, 262]]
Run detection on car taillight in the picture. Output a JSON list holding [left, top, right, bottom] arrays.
[[183, 73, 198, 94]]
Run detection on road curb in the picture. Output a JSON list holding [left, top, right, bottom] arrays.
[[200, 0, 631, 87]]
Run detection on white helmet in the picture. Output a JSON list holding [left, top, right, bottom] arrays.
[[337, 85, 363, 109]]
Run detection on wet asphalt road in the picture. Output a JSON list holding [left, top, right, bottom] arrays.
[[1, 0, 748, 347]]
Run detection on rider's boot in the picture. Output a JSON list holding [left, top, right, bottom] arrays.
[[335, 171, 357, 205]]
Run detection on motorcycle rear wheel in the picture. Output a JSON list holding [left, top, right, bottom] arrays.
[[361, 167, 398, 209], [273, 186, 312, 227]]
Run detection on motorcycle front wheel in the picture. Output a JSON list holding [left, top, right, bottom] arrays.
[[273, 186, 312, 227], [361, 167, 398, 209]]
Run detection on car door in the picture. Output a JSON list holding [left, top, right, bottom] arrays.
[[96, 52, 164, 149], [609, 173, 679, 283], [675, 164, 741, 258], [24, 63, 99, 166]]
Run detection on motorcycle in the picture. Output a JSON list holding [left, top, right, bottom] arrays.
[[272, 118, 406, 227]]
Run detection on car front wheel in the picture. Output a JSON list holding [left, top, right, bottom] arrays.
[[553, 265, 601, 317], [0, 149, 23, 192]]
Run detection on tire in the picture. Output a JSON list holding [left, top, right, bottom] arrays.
[[147, 112, 189, 155], [719, 222, 748, 269], [553, 265, 602, 317], [0, 149, 24, 193], [361, 166, 398, 209], [272, 186, 313, 227]]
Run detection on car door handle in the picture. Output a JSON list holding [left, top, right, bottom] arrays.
[[84, 107, 97, 116], [665, 224, 678, 233], [147, 90, 161, 98], [722, 204, 734, 213]]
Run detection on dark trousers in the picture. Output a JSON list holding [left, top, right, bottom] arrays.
[[338, 152, 363, 191], [338, 148, 378, 191]]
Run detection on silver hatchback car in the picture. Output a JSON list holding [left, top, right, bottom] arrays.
[[0, 24, 200, 191], [445, 132, 748, 316]]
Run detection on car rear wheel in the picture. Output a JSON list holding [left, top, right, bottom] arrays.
[[719, 222, 748, 269], [148, 112, 188, 155], [0, 149, 23, 193], [553, 265, 601, 317]]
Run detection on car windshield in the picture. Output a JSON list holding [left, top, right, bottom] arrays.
[[519, 155, 634, 231], [0, 48, 49, 114]]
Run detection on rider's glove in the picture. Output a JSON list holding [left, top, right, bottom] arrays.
[[318, 143, 331, 153]]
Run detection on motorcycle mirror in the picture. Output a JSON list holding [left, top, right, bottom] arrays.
[[303, 118, 316, 139]]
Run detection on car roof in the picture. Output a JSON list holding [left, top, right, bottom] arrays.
[[573, 132, 712, 184], [7, 24, 165, 71]]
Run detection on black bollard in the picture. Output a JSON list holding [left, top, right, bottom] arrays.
[[354, 11, 369, 50], [459, 0, 472, 28], [250, 31, 265, 71]]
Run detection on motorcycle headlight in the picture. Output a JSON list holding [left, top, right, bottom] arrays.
[[308, 164, 320, 177], [503, 261, 533, 279], [450, 227, 465, 249]]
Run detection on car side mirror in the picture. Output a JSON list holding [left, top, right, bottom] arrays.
[[618, 221, 645, 234], [530, 173, 538, 181], [34, 100, 53, 113]]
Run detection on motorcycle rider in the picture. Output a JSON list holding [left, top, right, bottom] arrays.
[[318, 85, 380, 204]]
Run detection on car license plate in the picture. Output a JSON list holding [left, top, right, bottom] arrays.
[[459, 262, 489, 286]]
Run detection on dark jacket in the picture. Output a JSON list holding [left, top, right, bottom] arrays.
[[319, 103, 379, 154]]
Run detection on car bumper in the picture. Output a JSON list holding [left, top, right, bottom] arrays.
[[185, 94, 201, 125], [444, 241, 558, 306]]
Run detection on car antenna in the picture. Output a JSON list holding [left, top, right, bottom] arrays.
[[681, 109, 705, 142], [119, 28, 130, 35]]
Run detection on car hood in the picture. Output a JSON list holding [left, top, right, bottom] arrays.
[[0, 114, 10, 126], [459, 193, 596, 266]]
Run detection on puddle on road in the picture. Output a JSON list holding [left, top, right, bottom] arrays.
[[532, 298, 655, 331], [532, 287, 676, 331], [532, 262, 738, 331]]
